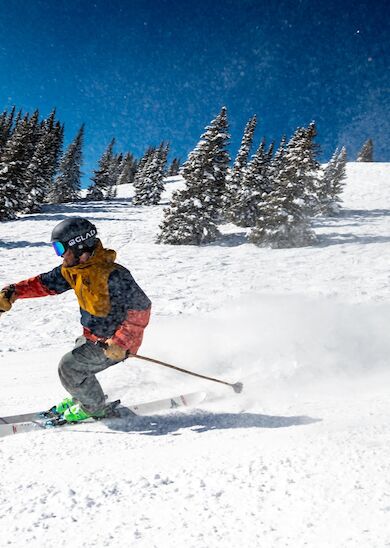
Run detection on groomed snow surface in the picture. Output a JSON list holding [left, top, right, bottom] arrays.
[[1, 163, 390, 547]]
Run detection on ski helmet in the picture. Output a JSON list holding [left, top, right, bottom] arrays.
[[51, 217, 98, 257]]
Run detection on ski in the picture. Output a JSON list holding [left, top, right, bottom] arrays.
[[0, 391, 206, 438]]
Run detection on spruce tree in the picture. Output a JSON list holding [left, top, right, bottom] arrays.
[[105, 152, 123, 199], [224, 114, 257, 217], [301, 121, 321, 215], [157, 107, 230, 244], [332, 147, 347, 203], [0, 106, 16, 152], [0, 115, 34, 219], [117, 153, 136, 185], [249, 127, 317, 248], [23, 120, 61, 213], [48, 125, 84, 204], [181, 106, 230, 219], [357, 139, 374, 162], [318, 146, 347, 215], [133, 143, 168, 206], [133, 146, 155, 195], [87, 138, 116, 200], [167, 157, 181, 176], [227, 138, 273, 227], [43, 110, 64, 187]]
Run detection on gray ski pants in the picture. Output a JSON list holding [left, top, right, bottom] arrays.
[[58, 336, 121, 413]]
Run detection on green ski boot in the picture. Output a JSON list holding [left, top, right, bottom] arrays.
[[41, 396, 75, 418], [55, 396, 75, 415], [62, 402, 113, 423]]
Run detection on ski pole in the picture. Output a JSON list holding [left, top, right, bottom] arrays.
[[98, 341, 243, 393], [128, 352, 243, 394]]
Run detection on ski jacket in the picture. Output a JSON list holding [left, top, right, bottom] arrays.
[[13, 241, 151, 354]]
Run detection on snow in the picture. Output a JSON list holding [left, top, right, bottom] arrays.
[[1, 163, 390, 547]]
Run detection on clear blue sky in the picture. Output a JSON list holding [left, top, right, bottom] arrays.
[[0, 0, 388, 183]]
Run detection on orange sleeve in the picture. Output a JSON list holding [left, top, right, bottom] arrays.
[[111, 307, 151, 354]]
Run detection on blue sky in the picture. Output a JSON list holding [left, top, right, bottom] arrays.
[[0, 0, 388, 183]]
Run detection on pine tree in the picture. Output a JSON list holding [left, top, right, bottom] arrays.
[[227, 138, 273, 227], [117, 153, 136, 185], [87, 138, 116, 200], [157, 107, 230, 245], [48, 125, 84, 204], [133, 143, 168, 205], [105, 152, 123, 199], [266, 141, 275, 161], [167, 157, 181, 176], [0, 115, 34, 219], [332, 146, 347, 204], [223, 114, 257, 218], [23, 118, 63, 213], [266, 136, 287, 190], [301, 121, 321, 215], [133, 146, 155, 195], [318, 146, 347, 215], [43, 110, 64, 184], [0, 106, 16, 152], [249, 127, 317, 248], [182, 106, 230, 219], [357, 138, 374, 162], [157, 189, 221, 245]]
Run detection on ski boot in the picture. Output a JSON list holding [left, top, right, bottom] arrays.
[[41, 396, 75, 419], [46, 400, 122, 426]]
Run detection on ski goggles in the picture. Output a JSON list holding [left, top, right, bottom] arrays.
[[52, 241, 66, 257]]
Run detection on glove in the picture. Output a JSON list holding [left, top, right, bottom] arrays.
[[0, 286, 16, 315], [103, 339, 128, 361]]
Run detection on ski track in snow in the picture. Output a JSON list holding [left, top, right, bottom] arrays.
[[0, 163, 390, 547]]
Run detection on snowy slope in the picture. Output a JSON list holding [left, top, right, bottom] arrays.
[[1, 163, 390, 547]]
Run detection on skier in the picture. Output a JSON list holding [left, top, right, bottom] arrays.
[[0, 217, 151, 422]]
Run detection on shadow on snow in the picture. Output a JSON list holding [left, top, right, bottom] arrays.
[[100, 410, 321, 436], [0, 240, 49, 250]]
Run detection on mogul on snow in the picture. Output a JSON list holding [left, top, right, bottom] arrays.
[[0, 217, 151, 422]]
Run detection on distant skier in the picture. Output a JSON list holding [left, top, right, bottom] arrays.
[[0, 217, 151, 422]]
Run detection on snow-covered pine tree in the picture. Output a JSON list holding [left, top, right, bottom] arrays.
[[0, 106, 16, 152], [86, 138, 116, 200], [249, 127, 317, 248], [133, 146, 155, 194], [267, 135, 287, 182], [223, 114, 257, 218], [28, 109, 42, 152], [42, 110, 64, 197], [301, 121, 321, 216], [167, 157, 181, 176], [117, 153, 137, 185], [318, 146, 347, 215], [47, 125, 84, 204], [0, 115, 35, 220], [133, 142, 168, 205], [23, 139, 49, 213], [332, 146, 347, 203], [266, 141, 275, 161], [156, 188, 220, 245], [23, 117, 63, 213], [137, 146, 155, 173], [158, 142, 170, 175], [157, 107, 230, 245], [105, 152, 123, 199], [182, 106, 230, 220], [357, 138, 374, 162], [227, 139, 274, 227]]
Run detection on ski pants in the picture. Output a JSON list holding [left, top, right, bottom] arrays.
[[58, 336, 121, 413]]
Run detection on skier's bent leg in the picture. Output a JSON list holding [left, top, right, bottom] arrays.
[[58, 336, 118, 413]]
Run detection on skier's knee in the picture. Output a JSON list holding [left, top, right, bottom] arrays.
[[58, 351, 76, 382]]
